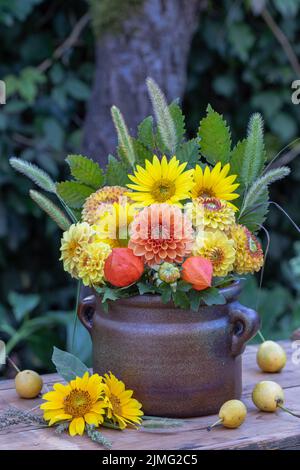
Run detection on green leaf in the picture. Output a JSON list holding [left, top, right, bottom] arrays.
[[66, 154, 104, 189], [168, 102, 186, 148], [9, 157, 56, 193], [160, 285, 172, 303], [175, 139, 199, 168], [30, 190, 71, 231], [52, 346, 89, 382], [111, 105, 135, 167], [56, 181, 94, 209], [230, 139, 247, 179], [241, 113, 266, 186], [198, 105, 232, 165], [137, 116, 155, 150], [172, 291, 190, 309], [137, 282, 156, 295], [189, 290, 202, 312], [201, 287, 226, 306], [8, 292, 40, 322], [94, 286, 121, 303], [105, 155, 130, 186]]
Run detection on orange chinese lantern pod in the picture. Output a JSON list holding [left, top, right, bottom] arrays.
[[181, 256, 213, 291], [104, 247, 144, 287]]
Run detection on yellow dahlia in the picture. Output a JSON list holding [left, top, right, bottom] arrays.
[[193, 230, 236, 277], [60, 222, 94, 278], [93, 202, 135, 248], [82, 186, 129, 225], [230, 224, 264, 274], [129, 203, 194, 266], [187, 197, 236, 231], [77, 241, 112, 287], [103, 372, 143, 430], [192, 162, 239, 209], [40, 372, 107, 436], [127, 155, 194, 206]]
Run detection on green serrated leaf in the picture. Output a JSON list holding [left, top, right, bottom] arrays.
[[241, 113, 266, 186], [56, 181, 94, 209], [137, 116, 155, 150], [52, 346, 89, 382], [160, 285, 172, 303], [189, 290, 202, 312], [175, 139, 199, 168], [198, 105, 232, 165], [230, 139, 247, 179], [122, 138, 153, 166], [172, 290, 190, 309], [201, 287, 226, 306], [105, 155, 130, 186], [137, 282, 156, 295], [66, 154, 104, 189], [169, 102, 185, 147]]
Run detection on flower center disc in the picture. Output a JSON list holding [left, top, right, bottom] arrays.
[[110, 394, 122, 416], [197, 188, 215, 198], [210, 247, 224, 265], [64, 389, 92, 417], [152, 179, 176, 202]]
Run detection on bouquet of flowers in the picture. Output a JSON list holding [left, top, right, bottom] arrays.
[[10, 78, 290, 310]]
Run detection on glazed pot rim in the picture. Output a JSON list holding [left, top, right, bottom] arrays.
[[94, 279, 243, 308]]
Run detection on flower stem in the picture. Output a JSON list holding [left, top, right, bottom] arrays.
[[6, 356, 20, 373], [277, 402, 300, 418], [71, 281, 81, 354], [207, 418, 222, 431], [257, 329, 266, 343]]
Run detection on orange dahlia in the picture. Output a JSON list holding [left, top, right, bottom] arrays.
[[82, 186, 130, 225], [129, 204, 194, 266], [230, 224, 264, 274]]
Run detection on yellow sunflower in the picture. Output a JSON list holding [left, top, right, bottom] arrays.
[[93, 202, 135, 248], [60, 222, 94, 278], [191, 162, 240, 209], [40, 372, 108, 436], [127, 155, 194, 206], [103, 372, 143, 430], [193, 230, 236, 277]]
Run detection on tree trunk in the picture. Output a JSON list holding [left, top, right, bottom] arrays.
[[82, 0, 204, 165]]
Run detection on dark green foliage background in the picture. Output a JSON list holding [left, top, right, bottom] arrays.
[[1, 0, 300, 373]]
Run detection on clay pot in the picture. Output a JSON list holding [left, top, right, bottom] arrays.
[[78, 281, 260, 418]]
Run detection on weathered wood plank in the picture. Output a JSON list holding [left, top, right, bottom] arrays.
[[0, 340, 299, 450]]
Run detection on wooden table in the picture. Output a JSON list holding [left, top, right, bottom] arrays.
[[1, 340, 299, 450]]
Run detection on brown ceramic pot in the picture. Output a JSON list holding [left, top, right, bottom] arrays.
[[78, 281, 260, 418]]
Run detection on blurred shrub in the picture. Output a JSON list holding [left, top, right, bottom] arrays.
[[1, 0, 300, 375]]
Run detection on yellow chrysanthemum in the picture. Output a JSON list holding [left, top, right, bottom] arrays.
[[40, 372, 107, 436], [193, 230, 236, 277], [187, 197, 236, 232], [230, 224, 264, 274], [103, 372, 143, 430], [60, 222, 94, 278], [76, 241, 111, 287], [191, 162, 240, 209], [93, 202, 135, 248], [127, 155, 194, 206], [82, 186, 129, 225]]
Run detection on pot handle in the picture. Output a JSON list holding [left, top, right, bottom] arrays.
[[77, 295, 96, 334], [228, 301, 261, 357]]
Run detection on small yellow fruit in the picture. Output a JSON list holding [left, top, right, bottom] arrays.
[[15, 370, 43, 399], [257, 341, 287, 373], [208, 399, 247, 430], [252, 380, 284, 412]]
